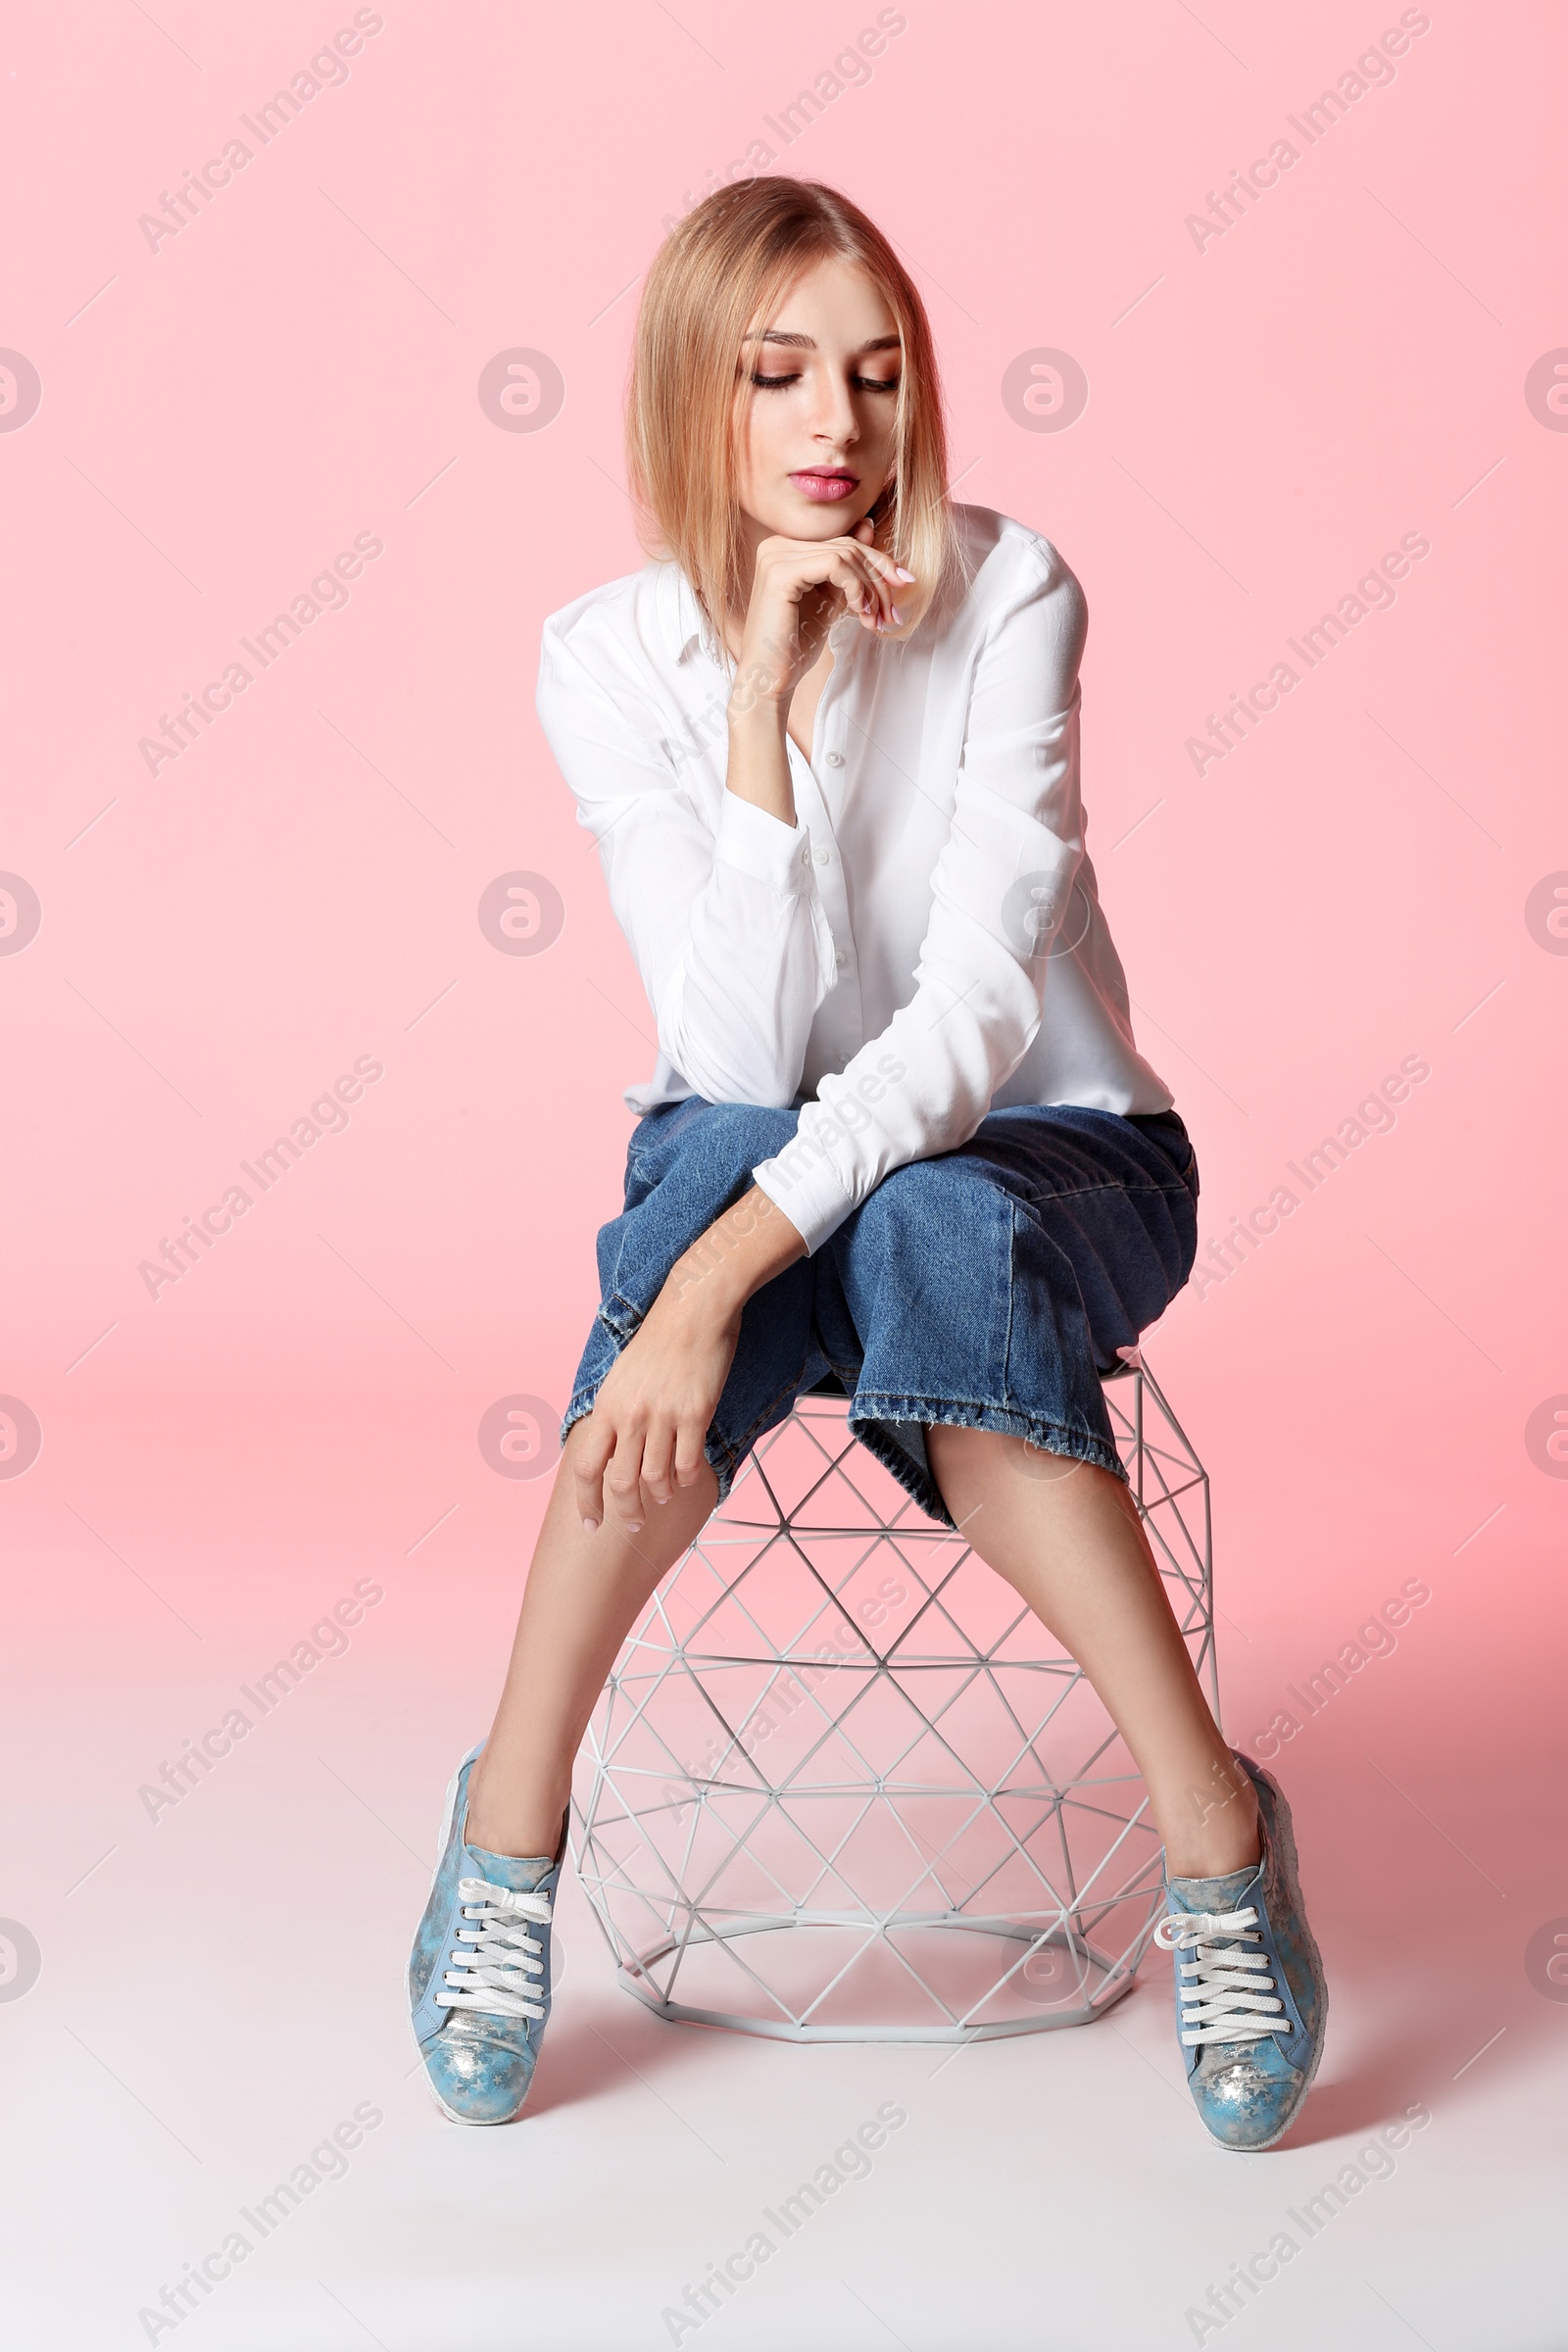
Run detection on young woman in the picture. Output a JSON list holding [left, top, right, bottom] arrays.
[[408, 179, 1326, 2149]]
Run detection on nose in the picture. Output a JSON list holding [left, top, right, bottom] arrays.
[[808, 365, 859, 451]]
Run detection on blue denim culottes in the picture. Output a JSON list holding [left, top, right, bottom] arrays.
[[562, 1100, 1200, 1530]]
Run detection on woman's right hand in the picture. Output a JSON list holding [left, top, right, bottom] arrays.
[[729, 517, 914, 717], [572, 1186, 807, 1536]]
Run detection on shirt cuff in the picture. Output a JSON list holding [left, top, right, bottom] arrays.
[[752, 1145, 856, 1257], [714, 791, 815, 892]]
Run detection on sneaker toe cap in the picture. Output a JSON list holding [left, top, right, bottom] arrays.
[[421, 2017, 539, 2125], [1191, 2040, 1307, 2149]]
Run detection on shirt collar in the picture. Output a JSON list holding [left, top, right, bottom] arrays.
[[654, 562, 712, 666]]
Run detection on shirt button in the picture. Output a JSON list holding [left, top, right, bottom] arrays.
[[825, 752, 845, 767], [813, 846, 830, 865], [834, 949, 848, 970]]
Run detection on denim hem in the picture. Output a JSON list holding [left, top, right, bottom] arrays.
[[848, 1396, 1129, 1532], [560, 1395, 594, 1451], [562, 1381, 1131, 1533], [598, 1289, 643, 1344], [702, 1356, 822, 1509]]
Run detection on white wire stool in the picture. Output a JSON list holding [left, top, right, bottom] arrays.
[[570, 1348, 1219, 2042]]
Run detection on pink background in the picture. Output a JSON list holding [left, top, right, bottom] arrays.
[[3, 3, 1565, 2344]]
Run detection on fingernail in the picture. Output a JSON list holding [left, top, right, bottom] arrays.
[[582, 1516, 599, 1533], [654, 1494, 669, 1505], [625, 1519, 643, 1533], [894, 565, 915, 582], [890, 606, 905, 624]]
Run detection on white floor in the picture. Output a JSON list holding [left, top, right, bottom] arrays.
[[9, 1622, 1566, 2352]]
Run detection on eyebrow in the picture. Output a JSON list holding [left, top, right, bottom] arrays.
[[743, 330, 902, 354]]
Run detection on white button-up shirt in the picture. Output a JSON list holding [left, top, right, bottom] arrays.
[[535, 503, 1173, 1255]]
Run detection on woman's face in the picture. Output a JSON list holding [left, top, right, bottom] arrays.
[[733, 255, 902, 549]]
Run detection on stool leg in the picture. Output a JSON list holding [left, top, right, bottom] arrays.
[[466, 1420, 720, 1859], [923, 1425, 1259, 1880]]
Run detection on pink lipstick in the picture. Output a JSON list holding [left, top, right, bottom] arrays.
[[789, 468, 859, 504]]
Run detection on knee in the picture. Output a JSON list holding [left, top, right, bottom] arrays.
[[692, 1099, 800, 1170], [858, 1153, 1007, 1245], [637, 1098, 799, 1199]]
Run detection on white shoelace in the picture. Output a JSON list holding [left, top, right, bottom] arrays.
[[1153, 1905, 1287, 2048], [435, 1876, 552, 2023]]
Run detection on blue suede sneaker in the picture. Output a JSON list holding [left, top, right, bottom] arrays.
[[1153, 1749, 1328, 2151], [408, 1742, 564, 2126]]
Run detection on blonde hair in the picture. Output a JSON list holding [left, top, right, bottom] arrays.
[[625, 178, 966, 667]]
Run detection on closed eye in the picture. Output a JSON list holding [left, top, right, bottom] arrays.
[[749, 371, 900, 394]]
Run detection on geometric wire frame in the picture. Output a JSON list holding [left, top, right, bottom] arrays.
[[570, 1348, 1219, 2042]]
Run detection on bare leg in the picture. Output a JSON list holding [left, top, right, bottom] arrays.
[[925, 1426, 1259, 1879], [465, 1419, 720, 1856]]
